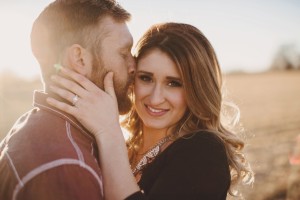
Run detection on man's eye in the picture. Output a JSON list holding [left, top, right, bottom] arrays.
[[121, 53, 128, 58]]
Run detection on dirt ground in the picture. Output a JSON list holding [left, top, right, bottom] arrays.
[[224, 71, 300, 200]]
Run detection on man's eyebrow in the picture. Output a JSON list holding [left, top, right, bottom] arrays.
[[120, 46, 131, 51]]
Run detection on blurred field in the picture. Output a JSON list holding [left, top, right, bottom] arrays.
[[0, 72, 42, 139], [0, 70, 299, 199], [224, 71, 300, 199]]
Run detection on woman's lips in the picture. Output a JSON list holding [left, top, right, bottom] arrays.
[[145, 105, 169, 117]]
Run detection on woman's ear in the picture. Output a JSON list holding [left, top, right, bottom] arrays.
[[64, 44, 93, 76]]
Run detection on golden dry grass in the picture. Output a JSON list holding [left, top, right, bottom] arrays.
[[0, 72, 42, 139], [0, 71, 299, 199], [224, 71, 300, 199]]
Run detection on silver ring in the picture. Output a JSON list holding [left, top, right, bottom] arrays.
[[72, 94, 79, 106]]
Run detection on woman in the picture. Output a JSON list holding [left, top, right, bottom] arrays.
[[47, 22, 253, 199]]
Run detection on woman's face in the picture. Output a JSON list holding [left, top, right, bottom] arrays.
[[134, 48, 187, 133]]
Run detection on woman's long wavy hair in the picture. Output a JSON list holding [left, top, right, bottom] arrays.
[[122, 22, 254, 195]]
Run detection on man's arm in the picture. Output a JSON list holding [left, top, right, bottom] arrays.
[[16, 164, 103, 200]]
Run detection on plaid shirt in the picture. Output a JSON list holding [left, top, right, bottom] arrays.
[[0, 91, 103, 200]]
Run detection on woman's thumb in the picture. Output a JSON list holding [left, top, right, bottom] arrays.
[[104, 72, 116, 99]]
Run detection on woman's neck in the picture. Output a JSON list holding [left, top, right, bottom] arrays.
[[140, 126, 170, 154]]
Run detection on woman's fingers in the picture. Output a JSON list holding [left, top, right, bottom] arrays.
[[49, 85, 79, 105], [46, 97, 78, 117], [47, 67, 121, 136], [51, 74, 88, 98], [59, 67, 101, 93]]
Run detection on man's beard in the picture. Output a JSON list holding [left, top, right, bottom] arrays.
[[115, 75, 133, 115], [90, 56, 133, 115]]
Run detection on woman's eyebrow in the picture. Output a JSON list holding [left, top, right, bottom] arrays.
[[136, 70, 153, 75], [166, 76, 181, 80]]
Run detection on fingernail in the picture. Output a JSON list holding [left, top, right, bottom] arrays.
[[61, 67, 68, 73], [53, 63, 63, 73], [51, 75, 57, 80]]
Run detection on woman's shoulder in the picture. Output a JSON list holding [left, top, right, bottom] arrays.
[[172, 130, 225, 151], [163, 130, 228, 164], [139, 130, 230, 198], [162, 130, 229, 175]]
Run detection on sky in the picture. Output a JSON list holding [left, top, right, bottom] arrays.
[[0, 0, 300, 79]]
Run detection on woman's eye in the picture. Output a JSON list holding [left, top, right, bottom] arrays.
[[168, 80, 182, 87], [138, 75, 152, 82]]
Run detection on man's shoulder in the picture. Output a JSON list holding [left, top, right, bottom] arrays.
[[4, 108, 67, 149], [0, 113, 102, 199], [1, 108, 97, 172]]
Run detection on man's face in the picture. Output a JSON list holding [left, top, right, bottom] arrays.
[[90, 16, 135, 115]]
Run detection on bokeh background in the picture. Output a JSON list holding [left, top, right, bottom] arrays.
[[1, 1, 300, 199]]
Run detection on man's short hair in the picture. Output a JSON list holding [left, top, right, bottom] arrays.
[[31, 0, 130, 83]]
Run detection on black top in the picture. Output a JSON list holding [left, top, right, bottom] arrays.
[[125, 131, 230, 200]]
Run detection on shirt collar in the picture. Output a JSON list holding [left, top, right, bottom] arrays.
[[33, 90, 96, 142]]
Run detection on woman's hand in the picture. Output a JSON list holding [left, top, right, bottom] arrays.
[[47, 67, 140, 199], [46, 67, 120, 137]]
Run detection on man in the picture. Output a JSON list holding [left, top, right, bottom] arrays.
[[0, 0, 135, 199]]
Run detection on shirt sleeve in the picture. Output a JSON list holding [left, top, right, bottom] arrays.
[[16, 164, 103, 200], [125, 191, 145, 200], [126, 133, 230, 200]]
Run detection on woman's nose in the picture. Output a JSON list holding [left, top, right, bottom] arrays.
[[149, 84, 165, 105]]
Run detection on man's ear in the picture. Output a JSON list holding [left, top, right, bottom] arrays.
[[64, 44, 92, 76]]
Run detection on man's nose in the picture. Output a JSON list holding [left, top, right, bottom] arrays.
[[128, 56, 136, 75]]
